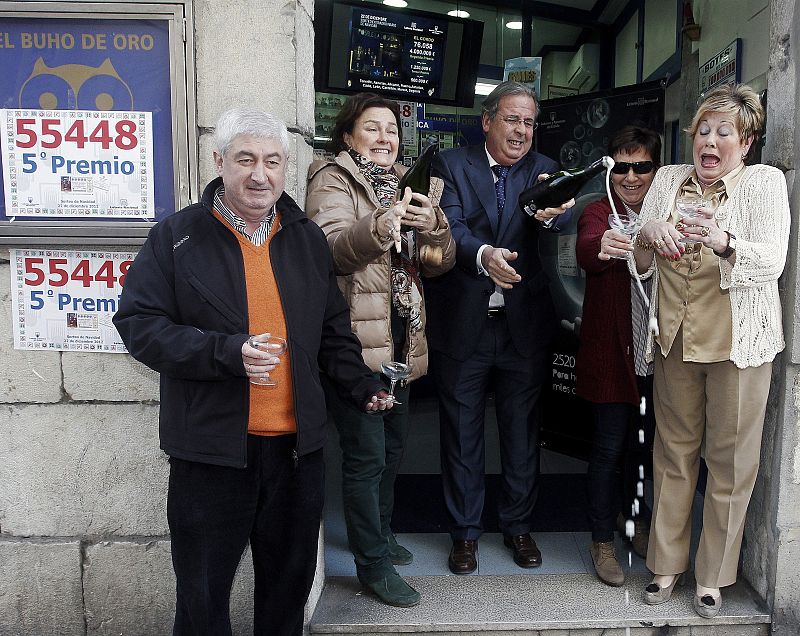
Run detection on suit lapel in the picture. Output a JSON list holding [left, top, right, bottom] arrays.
[[464, 145, 501, 239]]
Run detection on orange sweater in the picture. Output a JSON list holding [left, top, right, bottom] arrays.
[[214, 209, 296, 435]]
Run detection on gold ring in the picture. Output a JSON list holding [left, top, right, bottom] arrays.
[[701, 226, 710, 237], [653, 238, 664, 250]]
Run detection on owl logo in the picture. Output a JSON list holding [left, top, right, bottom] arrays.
[[18, 57, 134, 111]]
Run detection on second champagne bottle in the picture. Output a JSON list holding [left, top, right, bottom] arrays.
[[518, 156, 614, 216]]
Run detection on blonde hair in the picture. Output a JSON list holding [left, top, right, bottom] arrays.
[[688, 83, 764, 162]]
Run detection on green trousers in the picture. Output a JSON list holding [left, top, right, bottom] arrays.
[[323, 375, 410, 583]]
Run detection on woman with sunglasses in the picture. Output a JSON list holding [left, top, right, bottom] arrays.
[[575, 125, 661, 587], [631, 84, 789, 617]]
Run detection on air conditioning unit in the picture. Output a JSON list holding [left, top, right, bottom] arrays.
[[567, 43, 599, 90]]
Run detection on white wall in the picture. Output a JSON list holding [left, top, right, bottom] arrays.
[[615, 10, 639, 87], [693, 0, 770, 87], [643, 0, 678, 78], [541, 50, 573, 98]]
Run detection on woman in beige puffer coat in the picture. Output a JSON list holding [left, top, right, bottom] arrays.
[[306, 93, 454, 608]]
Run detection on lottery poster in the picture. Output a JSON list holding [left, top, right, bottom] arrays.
[[0, 16, 174, 223], [10, 248, 133, 352], [1, 109, 154, 218]]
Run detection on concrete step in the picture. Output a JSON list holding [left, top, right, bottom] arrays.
[[310, 573, 770, 635]]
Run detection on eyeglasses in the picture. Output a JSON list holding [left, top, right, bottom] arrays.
[[498, 115, 538, 130], [611, 161, 656, 175]]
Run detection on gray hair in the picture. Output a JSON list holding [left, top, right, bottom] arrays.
[[481, 81, 540, 120], [214, 108, 290, 158]]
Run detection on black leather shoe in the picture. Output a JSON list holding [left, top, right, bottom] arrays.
[[448, 539, 477, 574], [503, 533, 542, 568]]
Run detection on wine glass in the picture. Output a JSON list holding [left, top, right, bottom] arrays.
[[380, 360, 412, 404], [248, 334, 287, 386], [675, 196, 709, 243], [607, 213, 641, 259]]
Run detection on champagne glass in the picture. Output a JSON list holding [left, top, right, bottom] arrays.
[[380, 360, 412, 404], [607, 213, 641, 259], [248, 334, 287, 386], [675, 196, 709, 243]]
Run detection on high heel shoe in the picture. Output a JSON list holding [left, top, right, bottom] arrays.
[[693, 592, 722, 618], [643, 573, 683, 605]]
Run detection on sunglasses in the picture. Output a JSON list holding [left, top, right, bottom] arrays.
[[611, 161, 656, 175]]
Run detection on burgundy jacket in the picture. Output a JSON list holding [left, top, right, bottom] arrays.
[[575, 194, 639, 405]]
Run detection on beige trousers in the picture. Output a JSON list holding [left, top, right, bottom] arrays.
[[646, 337, 772, 588]]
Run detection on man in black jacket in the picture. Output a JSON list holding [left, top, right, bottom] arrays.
[[114, 108, 391, 636]]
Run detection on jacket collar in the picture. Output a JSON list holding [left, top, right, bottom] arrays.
[[466, 143, 535, 173], [200, 176, 307, 226], [308, 151, 407, 210], [462, 144, 537, 242]]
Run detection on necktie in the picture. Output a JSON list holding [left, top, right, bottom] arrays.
[[491, 164, 511, 221]]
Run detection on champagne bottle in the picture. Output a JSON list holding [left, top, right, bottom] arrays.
[[397, 141, 439, 196], [396, 141, 441, 265], [518, 156, 614, 216]]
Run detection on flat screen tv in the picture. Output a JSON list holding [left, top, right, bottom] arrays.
[[315, 0, 483, 107]]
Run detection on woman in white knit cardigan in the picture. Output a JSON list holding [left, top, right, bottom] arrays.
[[628, 84, 790, 618]]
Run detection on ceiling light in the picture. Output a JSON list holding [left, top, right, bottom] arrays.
[[383, 0, 408, 6], [506, 21, 523, 29], [475, 82, 499, 96], [447, 9, 470, 18]]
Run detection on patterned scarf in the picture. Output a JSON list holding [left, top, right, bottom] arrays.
[[349, 149, 423, 334]]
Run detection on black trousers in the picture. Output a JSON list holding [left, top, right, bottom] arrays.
[[168, 434, 324, 636], [434, 313, 546, 540], [587, 374, 655, 542]]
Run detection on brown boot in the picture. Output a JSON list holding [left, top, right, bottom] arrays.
[[616, 513, 649, 559], [631, 519, 649, 558], [590, 541, 625, 587]]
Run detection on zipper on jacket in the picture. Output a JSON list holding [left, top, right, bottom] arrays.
[[268, 226, 303, 461]]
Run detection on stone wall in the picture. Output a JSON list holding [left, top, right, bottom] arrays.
[[0, 0, 316, 633], [740, 0, 800, 633]]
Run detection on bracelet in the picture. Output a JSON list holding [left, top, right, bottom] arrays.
[[635, 234, 654, 251], [713, 231, 735, 258]]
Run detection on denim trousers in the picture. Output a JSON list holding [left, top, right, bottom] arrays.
[[587, 375, 655, 542], [168, 434, 323, 636], [323, 374, 410, 583]]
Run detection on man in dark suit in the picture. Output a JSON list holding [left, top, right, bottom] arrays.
[[427, 81, 571, 574]]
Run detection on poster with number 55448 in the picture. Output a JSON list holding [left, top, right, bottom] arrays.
[[1, 109, 154, 218], [10, 249, 133, 353]]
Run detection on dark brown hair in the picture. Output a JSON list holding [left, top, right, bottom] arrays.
[[327, 93, 403, 155], [608, 125, 662, 167]]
